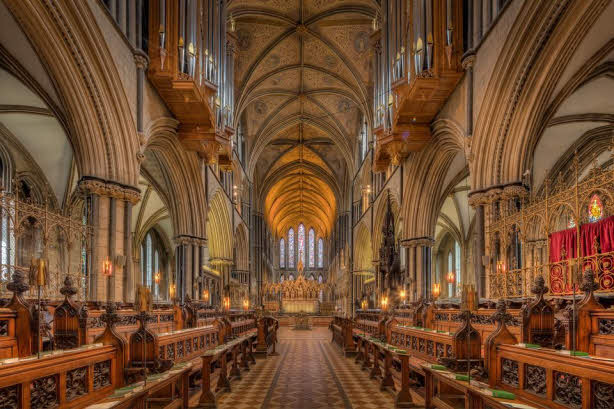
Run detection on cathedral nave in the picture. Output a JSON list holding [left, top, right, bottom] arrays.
[[0, 0, 612, 408]]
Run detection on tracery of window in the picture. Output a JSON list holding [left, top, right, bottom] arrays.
[[145, 234, 153, 286], [279, 238, 285, 268], [140, 229, 167, 298], [298, 224, 305, 265], [0, 156, 14, 286], [317, 238, 323, 268], [288, 228, 295, 268], [455, 242, 461, 288], [447, 251, 453, 297], [588, 194, 604, 223], [308, 228, 315, 268]]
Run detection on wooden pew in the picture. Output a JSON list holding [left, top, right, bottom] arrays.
[[255, 316, 279, 356], [196, 315, 272, 408], [0, 308, 18, 359], [84, 364, 190, 409], [388, 311, 482, 371], [330, 315, 354, 354], [354, 309, 385, 337], [490, 343, 614, 409]]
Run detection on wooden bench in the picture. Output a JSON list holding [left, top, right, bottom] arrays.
[[0, 343, 122, 408], [491, 343, 614, 409], [84, 363, 191, 409]]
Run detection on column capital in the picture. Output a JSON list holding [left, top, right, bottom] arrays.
[[78, 176, 141, 204], [174, 234, 207, 247], [400, 237, 434, 248], [133, 50, 149, 70]]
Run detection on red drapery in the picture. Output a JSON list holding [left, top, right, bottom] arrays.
[[548, 216, 614, 294], [549, 227, 577, 263], [549, 215, 614, 260]]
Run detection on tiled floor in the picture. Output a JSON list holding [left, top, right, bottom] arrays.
[[192, 327, 399, 409]]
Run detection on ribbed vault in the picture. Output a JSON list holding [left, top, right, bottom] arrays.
[[229, 0, 376, 237]]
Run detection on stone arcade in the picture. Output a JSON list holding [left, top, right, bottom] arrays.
[[0, 0, 612, 408]]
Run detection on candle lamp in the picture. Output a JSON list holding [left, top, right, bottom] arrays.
[[446, 271, 455, 284], [243, 299, 249, 311], [103, 258, 113, 305], [203, 289, 209, 303], [154, 272, 161, 305], [169, 283, 176, 301], [381, 296, 389, 311], [432, 283, 441, 299]]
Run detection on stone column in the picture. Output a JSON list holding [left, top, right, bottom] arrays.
[[79, 178, 140, 303]]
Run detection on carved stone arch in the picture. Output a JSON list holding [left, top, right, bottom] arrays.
[[143, 118, 207, 239], [471, 0, 611, 190], [401, 119, 467, 241], [248, 114, 354, 179], [4, 1, 140, 186], [207, 190, 234, 260]]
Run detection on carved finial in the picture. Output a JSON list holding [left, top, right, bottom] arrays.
[[580, 269, 599, 294], [60, 275, 78, 298], [100, 303, 120, 327], [7, 270, 29, 296], [491, 299, 513, 325], [531, 275, 548, 296]]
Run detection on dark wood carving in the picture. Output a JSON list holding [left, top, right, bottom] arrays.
[[6, 270, 34, 357], [592, 380, 614, 409], [501, 358, 519, 387], [521, 276, 554, 347], [524, 364, 546, 397], [30, 374, 58, 409], [572, 269, 604, 352], [598, 319, 614, 335], [65, 366, 88, 401], [54, 276, 83, 350], [379, 194, 401, 300], [93, 303, 127, 389], [485, 299, 517, 386], [0, 384, 18, 409], [93, 360, 111, 390], [554, 371, 582, 409]]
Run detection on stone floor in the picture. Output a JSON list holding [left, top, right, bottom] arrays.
[[191, 327, 399, 409]]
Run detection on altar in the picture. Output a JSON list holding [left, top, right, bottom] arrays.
[[282, 299, 319, 314], [263, 261, 328, 315]]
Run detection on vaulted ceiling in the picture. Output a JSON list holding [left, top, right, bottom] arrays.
[[229, 0, 377, 238]]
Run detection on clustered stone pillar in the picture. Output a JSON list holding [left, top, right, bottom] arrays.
[[79, 177, 140, 303], [252, 212, 265, 306], [174, 235, 207, 302], [401, 238, 433, 301]]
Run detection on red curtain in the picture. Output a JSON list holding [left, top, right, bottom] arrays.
[[549, 228, 577, 263], [581, 215, 614, 256], [549, 215, 614, 260]]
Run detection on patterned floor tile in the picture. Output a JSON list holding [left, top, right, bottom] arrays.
[[191, 328, 409, 409]]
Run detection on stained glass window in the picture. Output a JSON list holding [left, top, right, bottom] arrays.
[[318, 238, 323, 268], [588, 194, 604, 223], [318, 274, 323, 283], [298, 223, 305, 265], [308, 228, 315, 267], [288, 228, 294, 268], [289, 273, 294, 281], [568, 217, 576, 228], [279, 238, 285, 268], [145, 233, 152, 286]]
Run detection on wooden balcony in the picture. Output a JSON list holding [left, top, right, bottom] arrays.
[[148, 0, 233, 164], [374, 0, 464, 171]]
